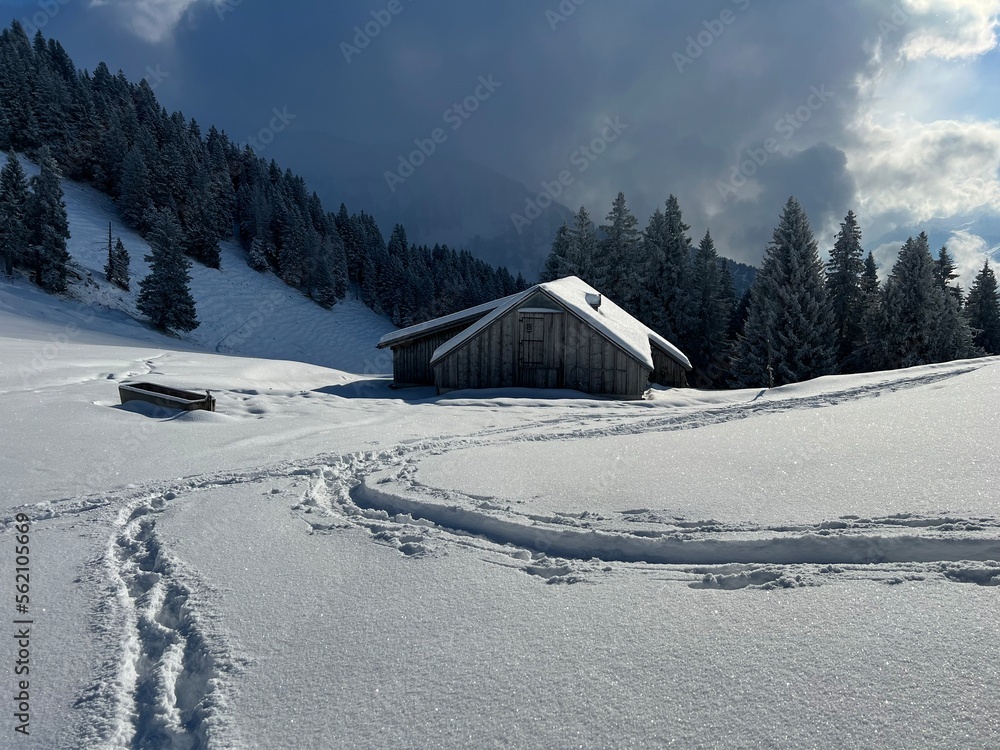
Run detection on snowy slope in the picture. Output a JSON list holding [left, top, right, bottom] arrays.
[[1, 280, 999, 749], [9, 153, 396, 374]]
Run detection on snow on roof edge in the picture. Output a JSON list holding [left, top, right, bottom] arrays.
[[649, 331, 692, 370], [429, 277, 691, 371], [376, 293, 520, 348], [429, 286, 535, 363]]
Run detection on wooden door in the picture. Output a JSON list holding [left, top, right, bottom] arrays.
[[517, 313, 562, 388]]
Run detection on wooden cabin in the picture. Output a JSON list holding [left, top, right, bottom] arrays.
[[376, 276, 691, 399]]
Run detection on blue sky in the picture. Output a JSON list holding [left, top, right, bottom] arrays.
[[2, 0, 999, 278]]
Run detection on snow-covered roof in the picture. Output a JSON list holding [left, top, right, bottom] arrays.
[[376, 293, 522, 349], [429, 276, 691, 371]]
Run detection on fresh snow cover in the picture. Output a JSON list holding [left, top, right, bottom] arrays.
[[408, 361, 1000, 527], [430, 276, 692, 370], [376, 293, 517, 348], [11, 153, 396, 375], [1, 166, 1000, 749]]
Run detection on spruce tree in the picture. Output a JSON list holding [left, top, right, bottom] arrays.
[[855, 251, 885, 371], [0, 151, 29, 275], [731, 197, 836, 387], [860, 251, 879, 295], [882, 234, 974, 367], [327, 231, 349, 299], [183, 171, 221, 268], [826, 210, 865, 369], [111, 237, 130, 290], [690, 230, 730, 384], [137, 209, 198, 332], [361, 250, 379, 310], [654, 195, 695, 347], [929, 281, 975, 362], [26, 147, 71, 292], [276, 207, 309, 287], [570, 206, 598, 286], [104, 224, 130, 290], [336, 202, 363, 283], [596, 192, 641, 306], [966, 260, 1000, 354], [183, 201, 222, 269], [310, 253, 338, 308], [118, 147, 153, 233], [540, 223, 574, 282], [639, 207, 668, 328], [728, 287, 751, 342], [247, 237, 268, 271], [934, 246, 958, 291], [718, 260, 738, 315], [383, 224, 411, 322]]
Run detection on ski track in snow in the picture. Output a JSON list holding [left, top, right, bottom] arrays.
[[4, 361, 999, 747], [70, 494, 238, 750]]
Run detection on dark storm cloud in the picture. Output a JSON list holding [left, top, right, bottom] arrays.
[[5, 0, 893, 264], [721, 144, 858, 262]]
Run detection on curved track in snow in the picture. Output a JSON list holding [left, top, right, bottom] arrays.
[[4, 361, 998, 747]]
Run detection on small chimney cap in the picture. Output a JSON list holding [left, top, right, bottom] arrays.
[[585, 292, 602, 309]]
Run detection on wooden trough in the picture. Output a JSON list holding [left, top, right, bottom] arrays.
[[118, 382, 216, 412]]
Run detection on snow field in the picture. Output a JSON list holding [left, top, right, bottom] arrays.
[[3, 314, 1000, 747], [2, 164, 1000, 747]]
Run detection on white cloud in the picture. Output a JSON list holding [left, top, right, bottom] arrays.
[[847, 114, 1000, 223], [897, 0, 1000, 60], [869, 230, 994, 288], [88, 0, 222, 44], [846, 0, 1000, 253], [943, 228, 996, 286]]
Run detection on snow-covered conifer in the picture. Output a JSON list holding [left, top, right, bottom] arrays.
[[570, 206, 598, 286], [731, 197, 836, 387], [539, 223, 574, 282], [105, 231, 130, 290], [26, 146, 71, 292], [826, 210, 864, 368], [690, 230, 730, 380], [247, 237, 269, 272], [137, 209, 199, 332], [118, 147, 153, 232], [595, 192, 641, 306], [0, 150, 29, 275], [882, 234, 974, 367], [966, 260, 1000, 354]]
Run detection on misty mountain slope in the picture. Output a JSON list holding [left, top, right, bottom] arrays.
[[7, 154, 395, 374], [266, 129, 575, 279]]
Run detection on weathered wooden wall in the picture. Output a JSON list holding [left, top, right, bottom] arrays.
[[561, 313, 649, 398], [650, 346, 689, 388], [433, 308, 518, 390], [433, 301, 654, 398], [390, 324, 469, 385]]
